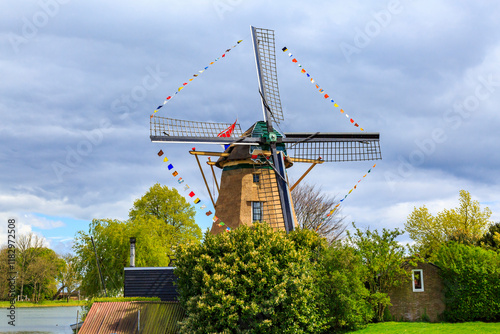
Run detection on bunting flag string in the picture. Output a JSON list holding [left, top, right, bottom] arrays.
[[150, 39, 244, 118], [216, 219, 231, 232], [157, 149, 215, 220], [281, 46, 365, 131], [325, 164, 377, 219]]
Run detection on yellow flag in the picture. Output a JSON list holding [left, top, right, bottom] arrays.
[[178, 87, 184, 92], [334, 103, 339, 107], [163, 157, 168, 162], [348, 189, 353, 194]]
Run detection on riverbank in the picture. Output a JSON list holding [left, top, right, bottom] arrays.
[[0, 300, 86, 308]]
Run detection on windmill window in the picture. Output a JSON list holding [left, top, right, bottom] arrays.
[[252, 202, 263, 222], [253, 174, 260, 183], [412, 269, 424, 292]]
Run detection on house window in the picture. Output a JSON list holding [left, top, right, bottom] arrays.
[[253, 174, 260, 183], [412, 269, 424, 292], [252, 202, 263, 222]]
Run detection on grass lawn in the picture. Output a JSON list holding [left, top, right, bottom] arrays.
[[0, 300, 86, 308], [352, 321, 500, 333]]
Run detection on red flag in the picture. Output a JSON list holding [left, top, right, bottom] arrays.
[[217, 119, 237, 138], [189, 191, 195, 197]]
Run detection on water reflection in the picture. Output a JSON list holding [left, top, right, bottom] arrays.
[[0, 306, 80, 334]]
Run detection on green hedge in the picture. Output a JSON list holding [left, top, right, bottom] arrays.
[[433, 242, 500, 322]]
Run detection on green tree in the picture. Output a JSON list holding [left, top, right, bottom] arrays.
[[74, 219, 128, 297], [405, 190, 492, 257], [53, 253, 81, 301], [16, 233, 44, 300], [0, 247, 11, 300], [175, 223, 324, 333], [478, 222, 500, 251], [27, 248, 64, 303], [347, 223, 411, 321], [73, 184, 202, 297]]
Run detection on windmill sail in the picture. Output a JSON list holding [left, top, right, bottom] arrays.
[[283, 132, 382, 162], [251, 26, 284, 124], [150, 116, 243, 144]]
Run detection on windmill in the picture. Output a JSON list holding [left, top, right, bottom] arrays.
[[150, 26, 382, 234]]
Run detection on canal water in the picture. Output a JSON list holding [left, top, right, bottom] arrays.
[[0, 306, 81, 334]]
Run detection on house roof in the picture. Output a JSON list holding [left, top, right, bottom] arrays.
[[78, 301, 186, 334]]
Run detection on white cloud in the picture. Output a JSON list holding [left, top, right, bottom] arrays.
[[22, 214, 65, 229]]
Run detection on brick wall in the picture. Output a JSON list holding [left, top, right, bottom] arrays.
[[210, 166, 297, 234], [387, 262, 445, 322]]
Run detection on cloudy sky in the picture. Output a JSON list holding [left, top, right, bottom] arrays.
[[1, 0, 499, 254]]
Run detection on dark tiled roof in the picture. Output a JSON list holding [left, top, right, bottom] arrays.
[[124, 267, 179, 301], [78, 301, 185, 334]]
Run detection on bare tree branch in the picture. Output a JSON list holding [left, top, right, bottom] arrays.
[[291, 181, 346, 243]]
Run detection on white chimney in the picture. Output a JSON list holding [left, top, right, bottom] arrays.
[[130, 237, 136, 267]]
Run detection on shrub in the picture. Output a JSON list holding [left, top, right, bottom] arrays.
[[347, 223, 411, 321], [315, 243, 373, 332], [175, 223, 323, 333], [432, 242, 500, 322]]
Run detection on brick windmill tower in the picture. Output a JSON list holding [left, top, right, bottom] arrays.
[[150, 26, 382, 234]]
